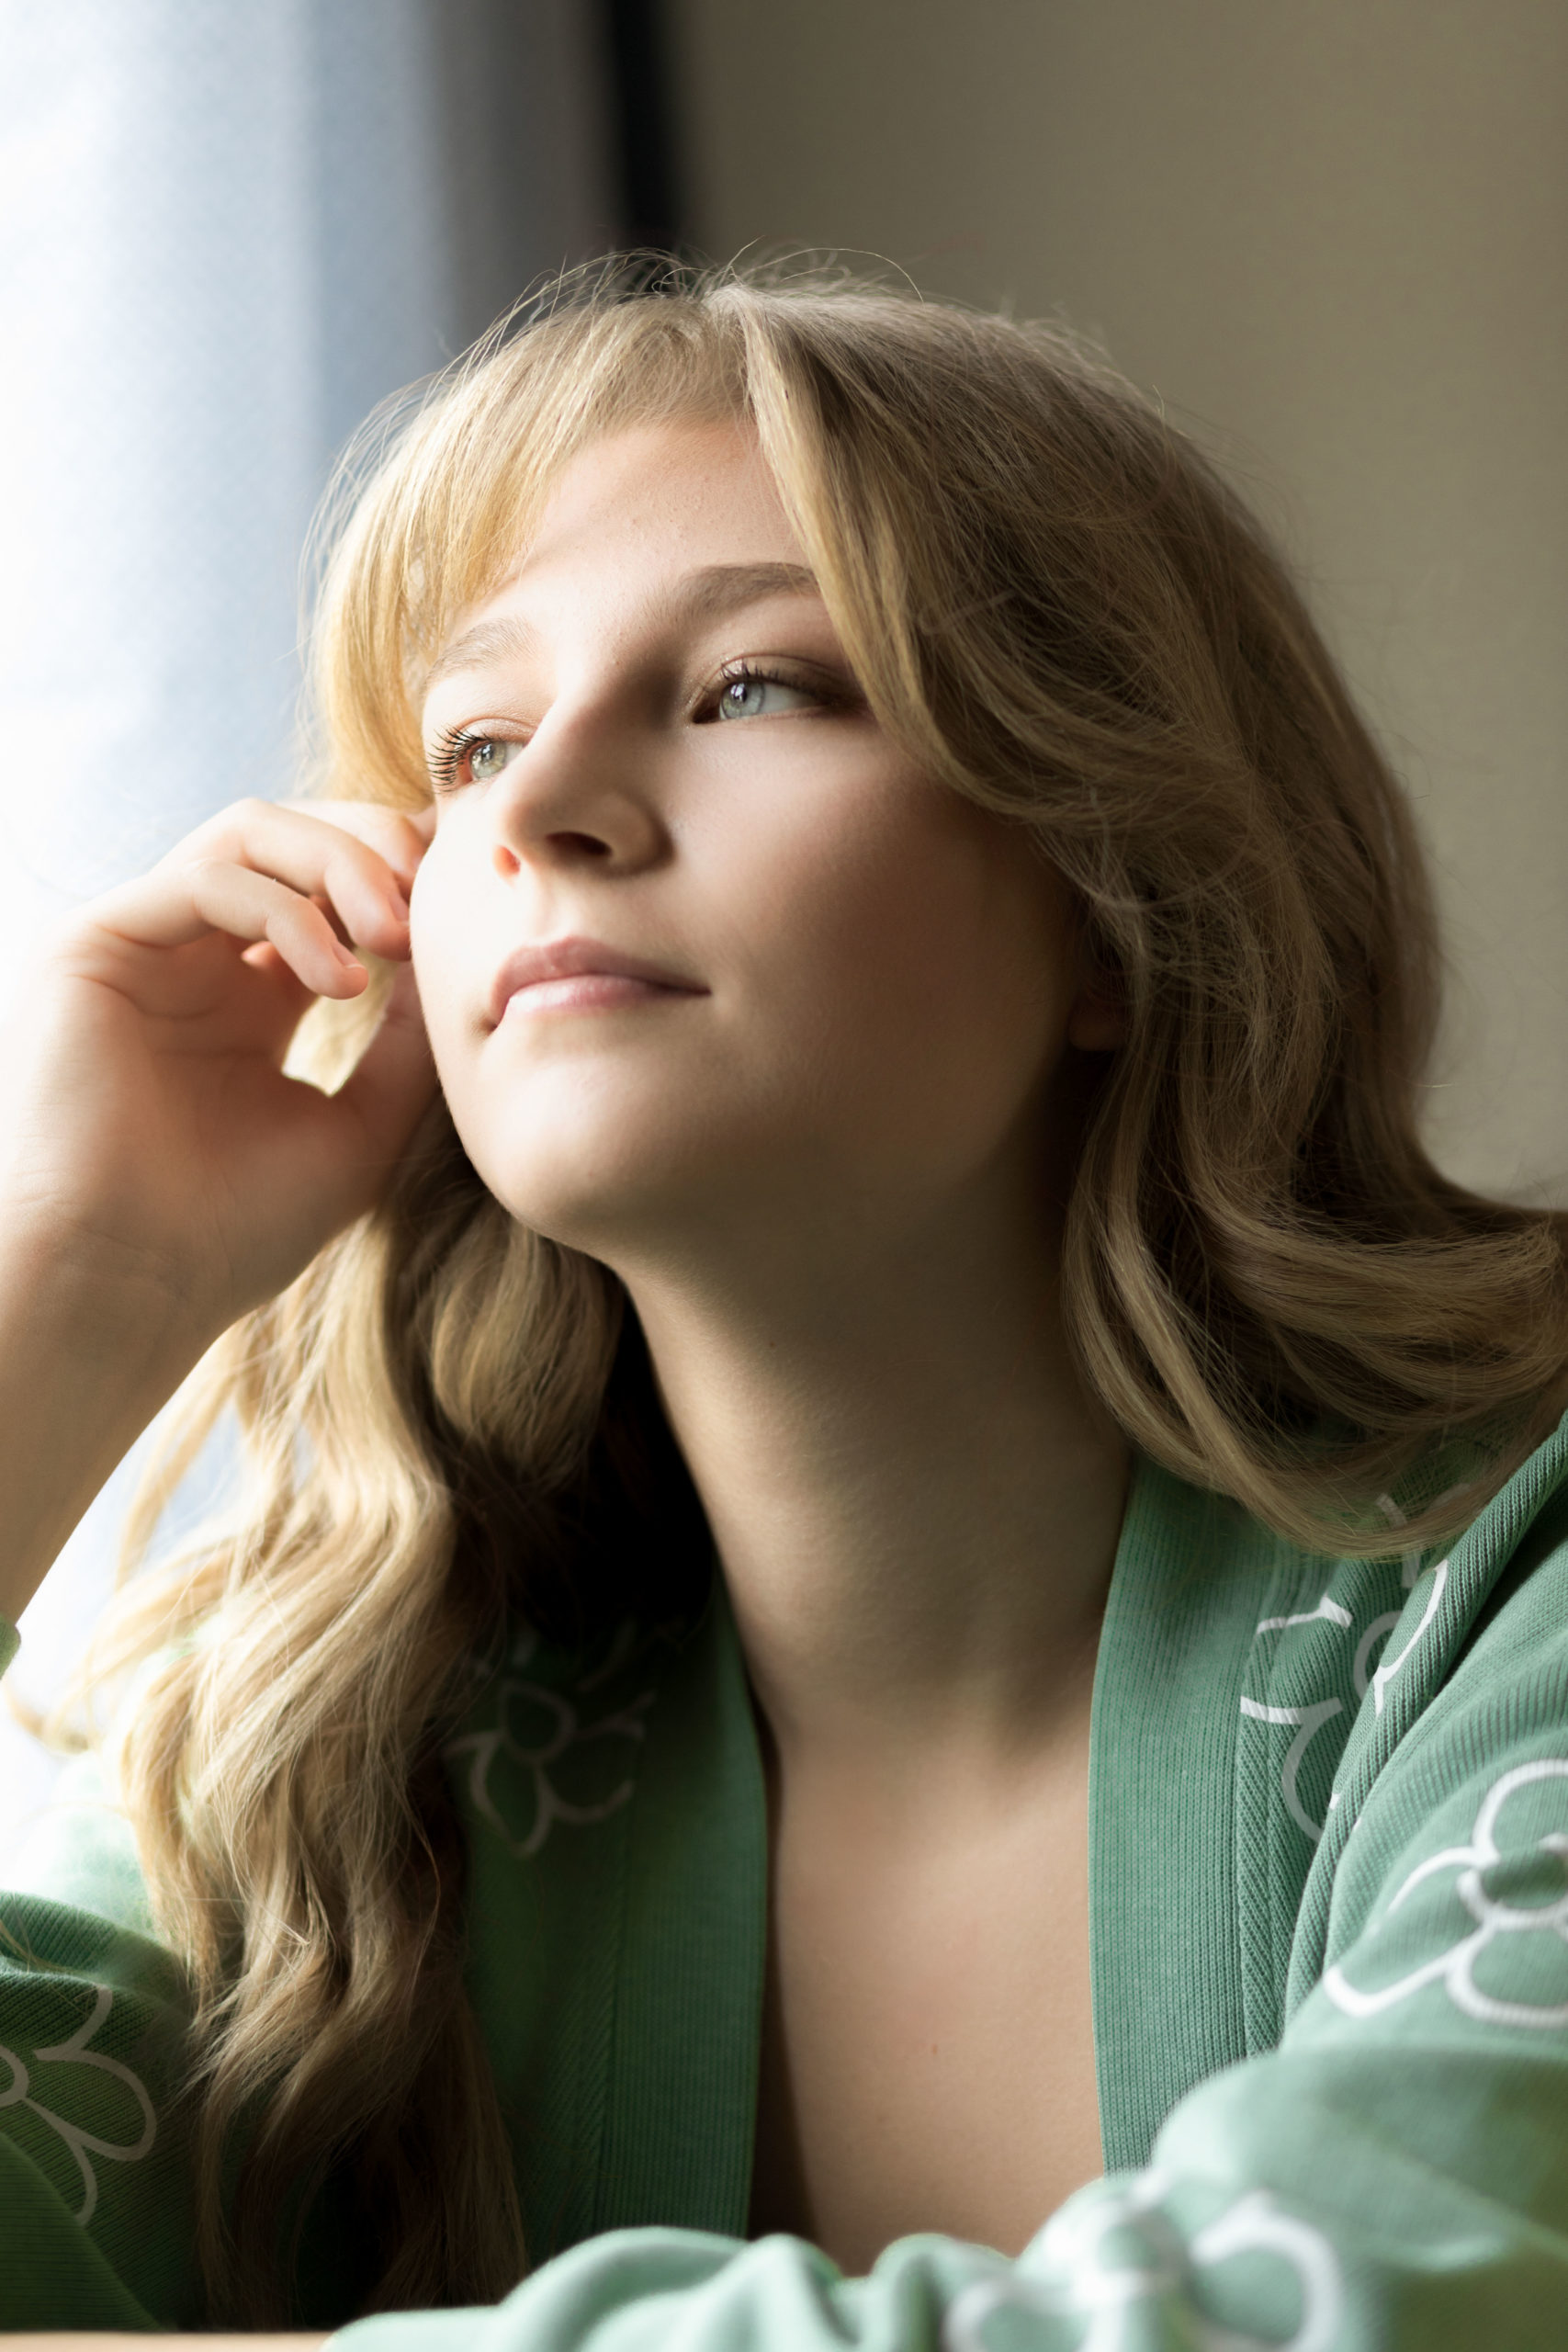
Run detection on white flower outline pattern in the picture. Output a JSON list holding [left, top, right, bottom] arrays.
[[1237, 1696, 1344, 1843], [0, 1982, 156, 2225], [1238, 1487, 1467, 1845], [1325, 1757, 1568, 2028], [446, 1623, 657, 1860], [942, 2170, 1342, 2352]]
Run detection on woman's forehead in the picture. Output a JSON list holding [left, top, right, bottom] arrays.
[[423, 420, 808, 669]]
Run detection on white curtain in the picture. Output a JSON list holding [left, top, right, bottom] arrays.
[[0, 0, 618, 1847]]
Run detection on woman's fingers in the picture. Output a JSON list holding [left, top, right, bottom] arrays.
[[83, 798, 428, 994], [282, 796, 434, 888], [90, 858, 373, 999], [0, 794, 444, 1369], [184, 799, 413, 954]]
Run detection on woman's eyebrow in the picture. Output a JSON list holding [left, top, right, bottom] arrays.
[[423, 616, 536, 694], [423, 561, 823, 695], [676, 560, 820, 624]]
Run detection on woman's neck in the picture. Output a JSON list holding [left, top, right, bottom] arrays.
[[623, 1191, 1129, 1791]]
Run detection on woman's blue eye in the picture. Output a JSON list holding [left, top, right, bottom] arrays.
[[716, 674, 815, 721]]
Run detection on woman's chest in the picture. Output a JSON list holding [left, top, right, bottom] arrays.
[[746, 1732, 1102, 2274]]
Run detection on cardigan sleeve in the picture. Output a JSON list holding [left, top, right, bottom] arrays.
[[333, 1532, 1568, 2352], [0, 1621, 203, 2329]]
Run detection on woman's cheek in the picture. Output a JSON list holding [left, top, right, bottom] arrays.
[[407, 845, 481, 1089]]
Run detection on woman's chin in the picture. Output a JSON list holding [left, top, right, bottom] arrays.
[[464, 1133, 759, 1263]]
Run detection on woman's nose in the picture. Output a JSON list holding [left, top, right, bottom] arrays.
[[485, 709, 668, 882]]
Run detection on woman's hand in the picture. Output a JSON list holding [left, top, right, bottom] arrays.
[[0, 794, 439, 1351], [0, 795, 443, 1625]]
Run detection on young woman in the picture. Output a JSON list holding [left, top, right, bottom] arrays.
[[2, 265, 1567, 2352]]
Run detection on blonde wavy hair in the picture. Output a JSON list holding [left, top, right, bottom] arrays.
[[88, 260, 1568, 2322]]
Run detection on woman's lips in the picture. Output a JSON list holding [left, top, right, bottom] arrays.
[[503, 972, 687, 1016], [488, 935, 706, 1024]]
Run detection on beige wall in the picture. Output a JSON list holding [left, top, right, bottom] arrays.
[[665, 0, 1568, 1200]]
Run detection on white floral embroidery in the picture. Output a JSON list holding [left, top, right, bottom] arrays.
[[1325, 1757, 1568, 2028], [1361, 1487, 1473, 1713], [1187, 2194, 1342, 2352], [1255, 1595, 1353, 1636], [1238, 1699, 1344, 1843], [0, 1984, 156, 2225], [1373, 1491, 1430, 1591], [1365, 1560, 1449, 1716], [1242, 1487, 1471, 1841], [1350, 1610, 1401, 1702], [573, 1616, 639, 1692], [447, 1629, 656, 1860], [943, 2171, 1342, 2352]]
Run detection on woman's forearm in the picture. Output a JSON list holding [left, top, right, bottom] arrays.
[[0, 798, 431, 1639], [1, 2337, 327, 2351], [0, 1227, 205, 1626]]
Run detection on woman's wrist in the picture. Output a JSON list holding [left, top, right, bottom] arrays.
[[0, 1228, 213, 1625]]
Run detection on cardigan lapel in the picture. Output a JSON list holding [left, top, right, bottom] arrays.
[[592, 1572, 769, 2239], [1089, 1457, 1269, 2168]]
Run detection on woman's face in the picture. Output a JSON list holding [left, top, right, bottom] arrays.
[[411, 417, 1111, 1272]]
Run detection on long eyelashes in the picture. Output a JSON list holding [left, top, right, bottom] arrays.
[[428, 722, 527, 795], [704, 659, 844, 723], [424, 661, 858, 795], [427, 722, 499, 796]]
